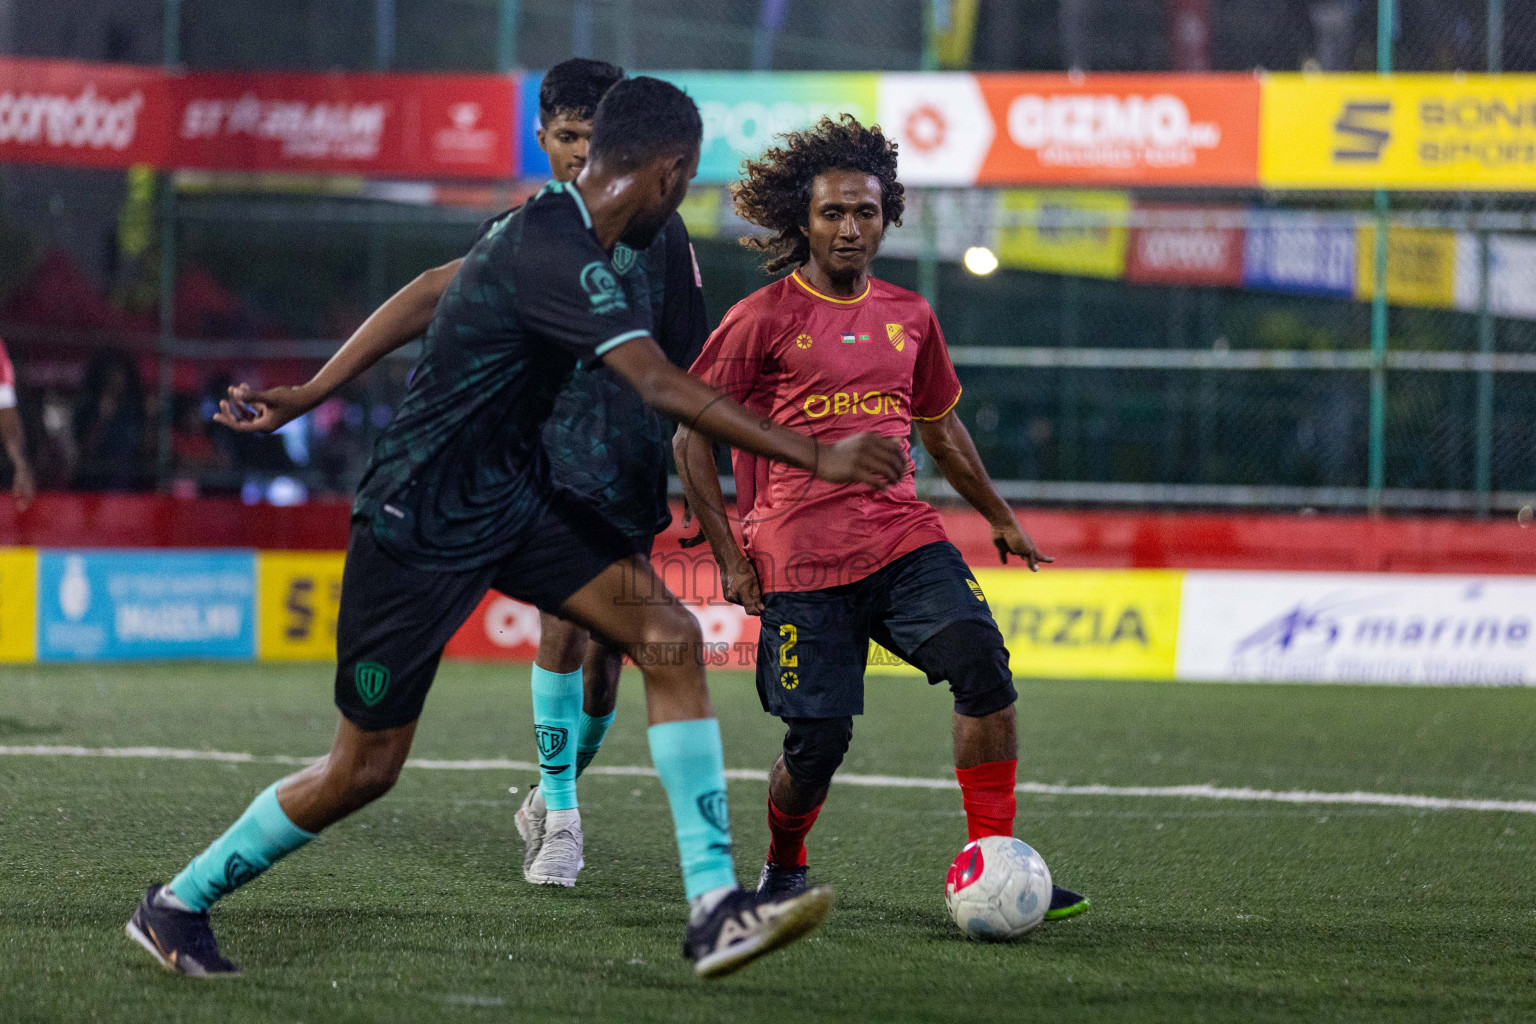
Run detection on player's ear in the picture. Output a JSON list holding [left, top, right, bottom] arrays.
[[535, 126, 549, 154]]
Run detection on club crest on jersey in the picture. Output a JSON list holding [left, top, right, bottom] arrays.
[[696, 790, 730, 833], [354, 662, 390, 706], [536, 725, 569, 759], [887, 323, 906, 352], [580, 261, 628, 316], [794, 333, 814, 349], [611, 243, 637, 275]]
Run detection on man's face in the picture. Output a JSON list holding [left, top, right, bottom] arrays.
[[803, 170, 884, 283], [618, 146, 700, 250], [537, 111, 594, 182]]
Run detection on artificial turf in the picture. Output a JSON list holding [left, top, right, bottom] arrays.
[[2, 662, 1535, 1022]]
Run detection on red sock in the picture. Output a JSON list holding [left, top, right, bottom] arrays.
[[766, 795, 824, 868], [955, 759, 1017, 841]]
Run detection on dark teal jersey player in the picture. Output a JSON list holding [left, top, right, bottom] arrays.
[[353, 178, 655, 571]]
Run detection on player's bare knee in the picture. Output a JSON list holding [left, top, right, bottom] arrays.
[[913, 620, 1017, 719], [635, 605, 702, 670], [781, 716, 853, 790]]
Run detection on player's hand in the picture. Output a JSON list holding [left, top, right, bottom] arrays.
[[11, 460, 35, 511], [816, 433, 904, 489], [213, 382, 317, 434], [721, 556, 764, 615], [993, 520, 1053, 572]]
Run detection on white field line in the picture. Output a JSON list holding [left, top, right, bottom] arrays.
[[3, 744, 1535, 816]]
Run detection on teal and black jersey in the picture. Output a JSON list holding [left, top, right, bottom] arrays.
[[353, 181, 651, 570], [540, 212, 708, 543]]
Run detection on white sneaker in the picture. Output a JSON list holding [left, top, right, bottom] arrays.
[[515, 784, 546, 880], [526, 810, 584, 887]]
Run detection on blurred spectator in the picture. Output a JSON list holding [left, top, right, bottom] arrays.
[[71, 351, 147, 491], [171, 393, 229, 483], [0, 336, 37, 509]]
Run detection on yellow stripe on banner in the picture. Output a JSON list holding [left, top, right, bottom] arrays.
[[869, 568, 1183, 681], [257, 552, 346, 662], [0, 548, 37, 663]]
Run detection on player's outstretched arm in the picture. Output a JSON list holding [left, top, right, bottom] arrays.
[[0, 405, 35, 511], [673, 423, 763, 614], [916, 410, 1053, 571], [215, 259, 462, 434], [605, 337, 903, 488]]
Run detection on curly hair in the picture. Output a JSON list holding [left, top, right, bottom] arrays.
[[733, 115, 904, 274]]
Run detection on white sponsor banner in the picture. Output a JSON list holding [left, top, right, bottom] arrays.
[[1176, 571, 1536, 685]]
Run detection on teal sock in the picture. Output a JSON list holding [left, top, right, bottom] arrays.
[[531, 665, 583, 811], [575, 709, 616, 778], [647, 718, 738, 900], [167, 781, 317, 912]]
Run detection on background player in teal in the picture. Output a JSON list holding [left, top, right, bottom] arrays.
[[126, 78, 906, 981]]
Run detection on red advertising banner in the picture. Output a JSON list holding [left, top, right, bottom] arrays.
[[0, 57, 169, 169], [170, 71, 516, 178], [975, 74, 1260, 187], [1125, 205, 1245, 286]]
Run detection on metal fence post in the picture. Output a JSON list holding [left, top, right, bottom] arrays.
[[496, 0, 520, 71], [1367, 0, 1394, 512], [1474, 0, 1504, 515], [156, 0, 182, 489]]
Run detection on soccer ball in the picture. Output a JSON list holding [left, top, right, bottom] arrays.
[[944, 836, 1052, 941]]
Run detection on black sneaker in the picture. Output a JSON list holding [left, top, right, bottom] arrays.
[[1044, 884, 1091, 922], [756, 862, 809, 899], [125, 884, 242, 977], [684, 884, 835, 979]]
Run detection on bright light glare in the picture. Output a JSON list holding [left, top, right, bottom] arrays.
[[964, 246, 999, 275]]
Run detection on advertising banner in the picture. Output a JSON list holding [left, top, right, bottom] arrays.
[[0, 547, 37, 663], [1242, 211, 1357, 298], [1261, 74, 1536, 191], [257, 552, 345, 661], [878, 73, 1260, 187], [0, 57, 168, 169], [36, 550, 255, 662], [1453, 233, 1536, 321], [170, 71, 516, 179], [657, 72, 877, 184], [1355, 225, 1459, 309], [869, 568, 1182, 680], [1126, 205, 1245, 286], [994, 189, 1131, 279], [1176, 571, 1536, 685]]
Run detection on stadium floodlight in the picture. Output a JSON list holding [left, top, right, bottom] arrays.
[[963, 246, 999, 275]]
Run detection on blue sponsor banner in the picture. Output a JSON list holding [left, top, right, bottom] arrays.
[[1242, 211, 1356, 298], [37, 550, 256, 662], [517, 71, 551, 180]]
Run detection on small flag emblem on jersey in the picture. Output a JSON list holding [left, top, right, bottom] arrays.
[[886, 323, 906, 351], [794, 333, 814, 349], [857, 333, 872, 342], [841, 333, 856, 344], [966, 578, 986, 603]]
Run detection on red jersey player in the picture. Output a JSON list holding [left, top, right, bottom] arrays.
[[675, 116, 1088, 921], [0, 336, 35, 510]]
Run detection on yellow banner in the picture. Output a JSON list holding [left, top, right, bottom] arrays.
[[1355, 226, 1459, 308], [994, 190, 1130, 279], [870, 568, 1182, 681], [1262, 74, 1536, 190], [0, 548, 37, 663], [257, 552, 345, 661]]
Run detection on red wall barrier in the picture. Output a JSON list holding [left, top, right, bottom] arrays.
[[3, 493, 1532, 575]]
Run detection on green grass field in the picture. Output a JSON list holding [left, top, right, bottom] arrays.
[[3, 663, 1536, 1023]]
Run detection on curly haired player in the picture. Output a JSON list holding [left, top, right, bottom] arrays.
[[674, 115, 1088, 920]]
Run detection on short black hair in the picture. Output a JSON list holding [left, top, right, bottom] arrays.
[[539, 58, 625, 123], [588, 76, 702, 169], [735, 115, 904, 274]]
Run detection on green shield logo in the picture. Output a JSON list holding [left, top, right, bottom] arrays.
[[354, 662, 391, 707]]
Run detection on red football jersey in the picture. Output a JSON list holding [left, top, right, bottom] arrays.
[[688, 270, 962, 594]]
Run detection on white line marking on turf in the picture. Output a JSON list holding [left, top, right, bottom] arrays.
[[3, 744, 1535, 816]]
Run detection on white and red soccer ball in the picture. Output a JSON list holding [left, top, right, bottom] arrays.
[[944, 836, 1052, 941]]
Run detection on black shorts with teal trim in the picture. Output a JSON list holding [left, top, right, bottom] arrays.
[[754, 541, 1003, 719], [334, 494, 636, 731]]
